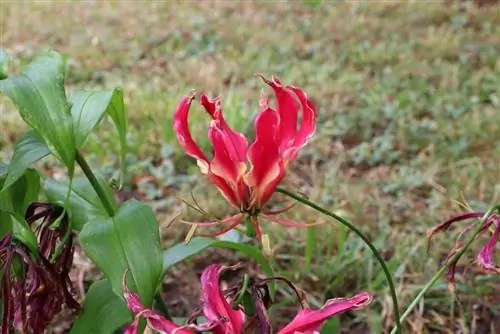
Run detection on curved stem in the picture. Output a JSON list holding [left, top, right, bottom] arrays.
[[75, 151, 115, 216], [389, 205, 500, 334], [276, 187, 402, 334]]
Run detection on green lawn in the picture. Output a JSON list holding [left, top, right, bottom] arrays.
[[1, 1, 500, 332]]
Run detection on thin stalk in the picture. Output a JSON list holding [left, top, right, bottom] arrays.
[[390, 205, 499, 334], [75, 151, 115, 216], [276, 187, 402, 334]]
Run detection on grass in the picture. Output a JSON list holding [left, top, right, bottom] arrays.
[[1, 0, 500, 332]]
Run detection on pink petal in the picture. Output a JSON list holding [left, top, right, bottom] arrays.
[[277, 292, 373, 334], [200, 264, 245, 334], [173, 96, 209, 173], [476, 221, 500, 270], [123, 276, 193, 334], [123, 317, 140, 334], [244, 107, 285, 208], [260, 76, 299, 152]]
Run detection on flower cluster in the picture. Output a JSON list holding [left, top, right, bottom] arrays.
[[123, 264, 373, 334], [174, 76, 319, 240], [428, 211, 500, 288]]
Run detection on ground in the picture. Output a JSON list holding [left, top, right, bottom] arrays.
[[1, 1, 500, 333]]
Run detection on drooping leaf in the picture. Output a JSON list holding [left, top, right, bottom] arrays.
[[70, 279, 132, 334], [0, 51, 75, 174], [69, 89, 128, 186], [2, 131, 50, 191], [0, 48, 8, 79], [44, 176, 117, 231], [79, 200, 163, 307], [162, 237, 276, 295]]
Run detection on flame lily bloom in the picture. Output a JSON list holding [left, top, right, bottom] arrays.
[[123, 264, 245, 334], [427, 211, 500, 288], [174, 76, 318, 239]]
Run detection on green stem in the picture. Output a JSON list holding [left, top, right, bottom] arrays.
[[276, 187, 402, 334], [305, 225, 315, 270], [389, 205, 500, 334], [75, 151, 115, 216]]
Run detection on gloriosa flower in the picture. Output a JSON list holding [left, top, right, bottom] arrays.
[[123, 264, 373, 334], [0, 203, 78, 334], [427, 211, 500, 288], [174, 76, 318, 239]]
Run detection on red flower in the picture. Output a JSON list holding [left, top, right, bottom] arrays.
[[174, 76, 318, 239], [123, 264, 245, 334], [427, 211, 500, 289], [123, 264, 372, 334]]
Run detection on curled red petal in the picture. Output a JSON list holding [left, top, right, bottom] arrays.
[[277, 292, 373, 334], [200, 264, 245, 334], [206, 173, 241, 209], [476, 221, 500, 270], [427, 212, 485, 250], [283, 86, 317, 163], [208, 126, 248, 206], [244, 108, 285, 208], [173, 95, 209, 173], [260, 76, 299, 152], [201, 94, 248, 162]]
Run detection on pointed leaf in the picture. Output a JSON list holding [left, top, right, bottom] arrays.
[[70, 279, 132, 334], [44, 176, 117, 231], [70, 89, 127, 178], [2, 131, 50, 191], [0, 48, 8, 79], [162, 237, 276, 296], [0, 51, 75, 174], [79, 200, 163, 308]]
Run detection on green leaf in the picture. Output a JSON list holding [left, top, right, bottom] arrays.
[[0, 51, 75, 175], [2, 131, 50, 191], [0, 168, 40, 217], [79, 200, 163, 307], [70, 279, 132, 334], [0, 49, 8, 79], [70, 89, 127, 186], [44, 176, 117, 231], [0, 168, 40, 250], [162, 237, 276, 295]]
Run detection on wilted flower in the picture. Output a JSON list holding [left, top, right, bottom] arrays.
[[0, 203, 78, 334], [427, 211, 500, 288], [174, 76, 318, 239], [123, 264, 372, 334]]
